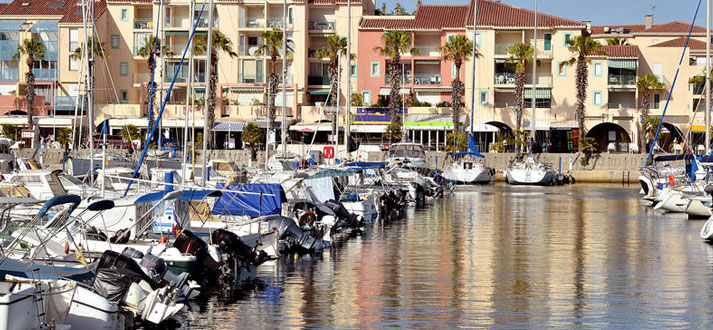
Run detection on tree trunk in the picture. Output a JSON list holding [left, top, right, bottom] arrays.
[[206, 51, 218, 149], [268, 53, 278, 131], [575, 53, 589, 137], [25, 55, 35, 129], [388, 55, 402, 127], [640, 88, 651, 152], [513, 70, 525, 132], [146, 55, 156, 133], [327, 59, 339, 137]]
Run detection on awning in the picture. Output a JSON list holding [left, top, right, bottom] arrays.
[[351, 125, 387, 133], [308, 89, 330, 95], [495, 88, 515, 93], [289, 122, 336, 132], [550, 121, 578, 129], [692, 124, 706, 132], [352, 114, 391, 124], [522, 120, 550, 130], [608, 87, 636, 92], [404, 114, 466, 130], [414, 87, 451, 93], [213, 122, 246, 132], [166, 31, 189, 35], [250, 118, 289, 129], [415, 60, 440, 65], [524, 88, 552, 99], [467, 123, 498, 132], [608, 59, 637, 69], [379, 88, 410, 96], [226, 87, 264, 93]]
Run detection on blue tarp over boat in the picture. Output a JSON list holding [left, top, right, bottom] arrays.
[[212, 183, 285, 217]]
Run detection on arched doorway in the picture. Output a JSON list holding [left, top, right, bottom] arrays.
[[7, 110, 27, 116], [586, 122, 631, 153], [658, 122, 685, 152], [485, 121, 513, 152]]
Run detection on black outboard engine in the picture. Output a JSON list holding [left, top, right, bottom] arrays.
[[266, 215, 323, 252], [705, 184, 713, 204], [173, 230, 225, 277], [93, 250, 159, 302], [120, 247, 193, 299], [211, 229, 270, 266], [324, 199, 363, 233]]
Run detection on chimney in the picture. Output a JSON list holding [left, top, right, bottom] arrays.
[[582, 20, 592, 33], [645, 14, 653, 29]]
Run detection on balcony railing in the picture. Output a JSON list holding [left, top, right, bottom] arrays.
[[240, 17, 265, 28], [308, 75, 330, 85], [133, 73, 151, 85], [238, 73, 264, 83], [35, 68, 57, 81], [268, 18, 292, 29], [414, 74, 442, 85], [0, 68, 18, 82], [608, 103, 636, 110], [196, 17, 218, 28], [494, 72, 516, 85], [134, 18, 153, 30], [384, 74, 412, 85], [54, 96, 84, 111], [528, 74, 553, 86], [495, 43, 511, 56], [413, 45, 440, 57], [693, 85, 705, 95], [169, 44, 189, 55], [164, 72, 205, 83], [308, 21, 335, 30], [608, 74, 637, 85]]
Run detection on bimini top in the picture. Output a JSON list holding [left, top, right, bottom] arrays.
[[212, 183, 285, 217]]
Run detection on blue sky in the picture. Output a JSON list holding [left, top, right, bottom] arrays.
[[382, 0, 709, 26]]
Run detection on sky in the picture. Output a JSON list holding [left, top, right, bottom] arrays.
[[381, 0, 710, 27]]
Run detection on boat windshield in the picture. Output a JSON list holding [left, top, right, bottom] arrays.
[[59, 175, 84, 187], [389, 145, 426, 159]]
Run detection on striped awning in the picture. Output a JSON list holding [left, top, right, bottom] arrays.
[[414, 87, 451, 93], [415, 60, 440, 65], [226, 87, 264, 93], [608, 59, 637, 70], [524, 88, 552, 99], [213, 122, 246, 132], [308, 89, 330, 95]]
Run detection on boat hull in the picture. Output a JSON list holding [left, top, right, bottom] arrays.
[[504, 168, 555, 186]]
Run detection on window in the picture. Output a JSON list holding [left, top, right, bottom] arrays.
[[111, 35, 120, 49], [350, 64, 356, 78], [119, 89, 128, 104], [370, 62, 380, 77], [593, 91, 602, 106], [475, 32, 482, 47], [653, 93, 661, 109], [362, 90, 371, 105], [446, 33, 456, 43], [593, 62, 602, 77], [479, 90, 488, 105], [287, 6, 294, 27], [69, 57, 78, 71], [544, 33, 552, 51], [119, 62, 128, 76], [120, 8, 129, 22], [653, 63, 663, 83], [557, 61, 567, 76], [451, 63, 457, 79], [564, 33, 573, 47], [68, 28, 78, 51]]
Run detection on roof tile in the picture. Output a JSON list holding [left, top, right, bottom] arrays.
[[592, 22, 708, 35], [597, 45, 640, 58], [651, 37, 713, 50]]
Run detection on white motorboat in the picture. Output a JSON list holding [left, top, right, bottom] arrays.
[[504, 155, 556, 186], [386, 143, 429, 169], [442, 158, 494, 184]]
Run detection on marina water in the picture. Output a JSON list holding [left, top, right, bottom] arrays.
[[175, 184, 713, 328]]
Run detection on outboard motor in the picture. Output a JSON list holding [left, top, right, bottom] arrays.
[[324, 199, 363, 233], [211, 229, 270, 266], [173, 230, 225, 277], [93, 250, 159, 302], [120, 247, 193, 299], [266, 215, 323, 252]]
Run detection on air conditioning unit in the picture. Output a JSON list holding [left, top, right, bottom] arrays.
[[603, 27, 611, 33]]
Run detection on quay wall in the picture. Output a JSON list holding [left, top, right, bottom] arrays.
[[23, 148, 646, 184]]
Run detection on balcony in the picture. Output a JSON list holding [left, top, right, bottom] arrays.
[[240, 17, 265, 29], [34, 68, 57, 81], [608, 74, 637, 86], [308, 75, 330, 85], [607, 102, 636, 110], [134, 18, 153, 30], [196, 17, 218, 28], [413, 46, 440, 57], [0, 68, 18, 82], [268, 18, 292, 29], [384, 74, 412, 85], [238, 73, 264, 83], [54, 96, 84, 111], [493, 73, 552, 86], [494, 43, 511, 56], [0, 40, 18, 59], [309, 21, 335, 31], [693, 85, 705, 95], [169, 44, 189, 55], [133, 72, 151, 85], [164, 17, 192, 29], [531, 40, 553, 57], [164, 72, 205, 83], [414, 74, 442, 85]]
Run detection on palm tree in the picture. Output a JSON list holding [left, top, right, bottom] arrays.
[[374, 30, 418, 127], [506, 42, 536, 133], [606, 37, 628, 46], [561, 33, 604, 137], [136, 36, 171, 134], [439, 35, 476, 134], [637, 73, 665, 119], [194, 30, 237, 149], [15, 39, 45, 129], [71, 36, 108, 145], [56, 127, 72, 152], [315, 35, 349, 137], [255, 29, 294, 131]]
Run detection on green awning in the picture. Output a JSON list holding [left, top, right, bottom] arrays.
[[608, 59, 637, 70], [308, 89, 330, 95], [166, 31, 189, 35], [524, 88, 551, 99], [224, 87, 264, 93]]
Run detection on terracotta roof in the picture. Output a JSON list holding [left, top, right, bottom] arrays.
[[307, 0, 362, 4], [0, 0, 106, 22], [592, 22, 708, 35], [651, 37, 713, 50], [597, 45, 640, 58], [466, 0, 585, 28], [361, 5, 468, 30]]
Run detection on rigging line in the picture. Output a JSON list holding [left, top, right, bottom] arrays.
[[645, 0, 703, 167], [90, 24, 120, 104], [123, 4, 207, 197]]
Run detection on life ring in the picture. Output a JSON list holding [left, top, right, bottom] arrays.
[[298, 210, 317, 227]]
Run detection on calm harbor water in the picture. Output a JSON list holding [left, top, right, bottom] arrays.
[[176, 184, 713, 329]]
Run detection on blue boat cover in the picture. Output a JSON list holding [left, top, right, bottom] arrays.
[[212, 183, 285, 217], [467, 134, 486, 158], [343, 161, 388, 169], [654, 154, 694, 162], [37, 194, 81, 218], [135, 190, 221, 204], [451, 152, 485, 159]]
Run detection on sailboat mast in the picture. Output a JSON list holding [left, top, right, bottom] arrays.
[[344, 0, 351, 157], [182, 1, 195, 185], [201, 0, 214, 187], [706, 0, 710, 153], [469, 0, 478, 137], [82, 0, 94, 184], [530, 0, 538, 144], [281, 0, 288, 157]]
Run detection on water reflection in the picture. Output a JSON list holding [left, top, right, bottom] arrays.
[[179, 184, 713, 329]]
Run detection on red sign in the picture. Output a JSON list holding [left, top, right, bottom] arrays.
[[323, 146, 334, 159]]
